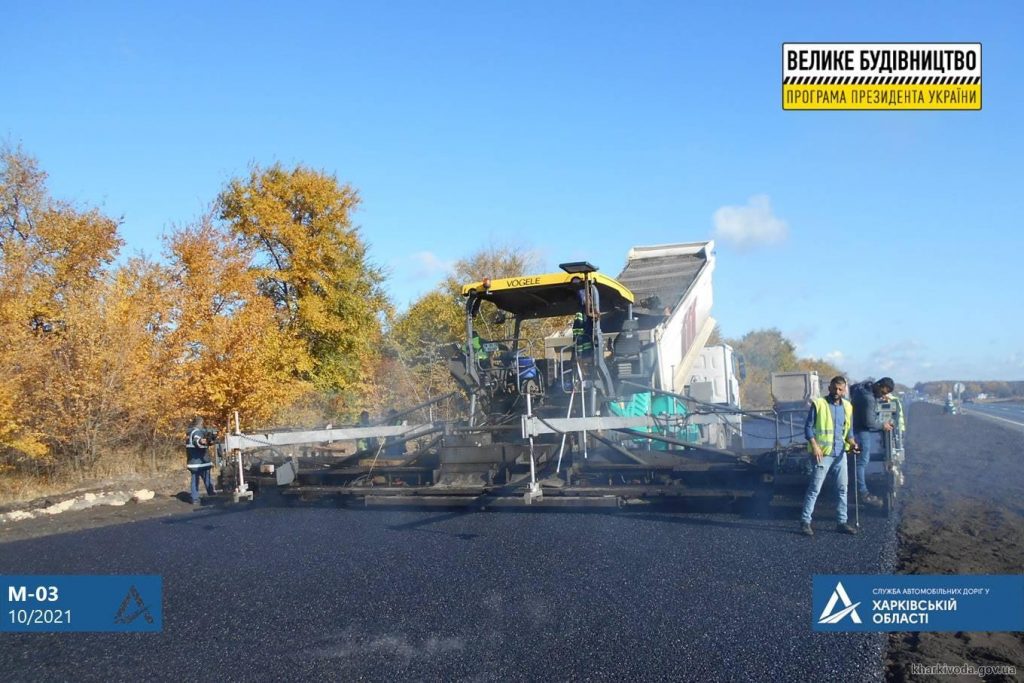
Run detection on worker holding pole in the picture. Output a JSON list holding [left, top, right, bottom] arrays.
[[799, 376, 859, 536], [849, 376, 897, 508]]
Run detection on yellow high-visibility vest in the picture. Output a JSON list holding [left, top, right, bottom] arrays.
[[471, 334, 488, 362], [809, 397, 852, 455], [891, 396, 906, 432]]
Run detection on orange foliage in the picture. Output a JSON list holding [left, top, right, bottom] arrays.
[[0, 148, 316, 473], [218, 163, 389, 402], [164, 216, 312, 430]]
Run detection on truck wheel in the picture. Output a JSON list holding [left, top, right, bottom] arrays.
[[708, 425, 727, 450]]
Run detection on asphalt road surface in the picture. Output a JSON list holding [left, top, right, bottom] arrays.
[[962, 401, 1024, 431], [1, 490, 896, 681]]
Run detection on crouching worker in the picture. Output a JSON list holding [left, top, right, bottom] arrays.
[[186, 417, 217, 505], [849, 376, 896, 507], [800, 376, 859, 536]]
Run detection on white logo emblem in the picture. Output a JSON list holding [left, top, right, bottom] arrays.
[[818, 581, 862, 624]]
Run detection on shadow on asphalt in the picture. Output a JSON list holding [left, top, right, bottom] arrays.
[[159, 498, 261, 528], [384, 511, 481, 540], [173, 490, 890, 540]]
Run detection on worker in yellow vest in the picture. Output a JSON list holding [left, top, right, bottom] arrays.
[[800, 376, 859, 536]]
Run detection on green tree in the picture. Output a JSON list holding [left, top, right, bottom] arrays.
[[385, 290, 464, 416], [726, 328, 799, 408], [217, 163, 389, 398], [729, 328, 799, 373]]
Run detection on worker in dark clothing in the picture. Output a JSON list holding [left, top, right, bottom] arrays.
[[572, 311, 593, 355], [849, 377, 895, 507], [572, 281, 597, 358], [384, 409, 405, 457], [357, 410, 380, 453], [186, 417, 217, 505]]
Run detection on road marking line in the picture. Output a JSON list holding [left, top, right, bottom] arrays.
[[965, 410, 1024, 428]]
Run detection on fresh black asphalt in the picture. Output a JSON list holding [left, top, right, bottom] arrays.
[[1, 498, 895, 681]]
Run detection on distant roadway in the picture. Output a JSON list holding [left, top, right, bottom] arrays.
[[962, 401, 1024, 431]]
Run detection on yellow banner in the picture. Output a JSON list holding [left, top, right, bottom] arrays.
[[783, 84, 981, 110]]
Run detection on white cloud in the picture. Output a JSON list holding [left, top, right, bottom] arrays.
[[407, 251, 455, 280], [787, 327, 814, 349], [825, 350, 845, 364], [845, 339, 931, 384], [712, 194, 788, 248]]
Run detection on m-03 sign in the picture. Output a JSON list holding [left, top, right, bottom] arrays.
[[2, 575, 162, 633]]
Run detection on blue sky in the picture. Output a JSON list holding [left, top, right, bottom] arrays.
[[5, 1, 1022, 385]]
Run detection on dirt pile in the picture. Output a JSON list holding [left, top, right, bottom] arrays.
[[886, 402, 1024, 681], [0, 470, 194, 543]]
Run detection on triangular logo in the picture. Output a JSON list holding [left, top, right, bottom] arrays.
[[818, 581, 862, 624], [114, 585, 155, 625]]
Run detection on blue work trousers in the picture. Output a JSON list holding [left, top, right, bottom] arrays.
[[800, 452, 849, 525], [190, 465, 215, 503], [853, 430, 883, 495]]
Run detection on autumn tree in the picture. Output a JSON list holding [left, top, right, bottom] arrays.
[[725, 328, 799, 407], [102, 260, 179, 450], [217, 164, 389, 403], [1, 148, 397, 484], [391, 244, 548, 360], [797, 357, 845, 383], [719, 328, 849, 408], [0, 145, 49, 459], [164, 216, 312, 429], [384, 290, 464, 417], [0, 144, 151, 472], [446, 243, 544, 289], [385, 244, 556, 417], [915, 380, 1021, 399], [706, 323, 723, 346], [28, 264, 173, 473]]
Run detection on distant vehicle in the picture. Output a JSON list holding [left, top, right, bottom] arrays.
[[944, 398, 958, 415]]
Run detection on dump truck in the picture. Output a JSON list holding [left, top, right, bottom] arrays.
[[684, 344, 745, 451]]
